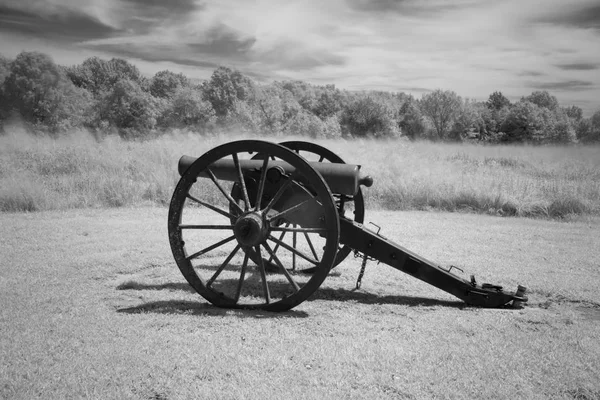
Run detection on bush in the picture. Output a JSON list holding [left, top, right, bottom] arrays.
[[500, 101, 554, 143], [159, 86, 215, 129], [2, 51, 92, 133], [340, 96, 399, 138], [398, 100, 426, 140], [419, 89, 462, 140], [97, 79, 159, 137]]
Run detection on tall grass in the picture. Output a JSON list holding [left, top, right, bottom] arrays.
[[1, 127, 599, 218]]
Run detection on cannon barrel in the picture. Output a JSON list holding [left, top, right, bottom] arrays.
[[178, 155, 373, 196]]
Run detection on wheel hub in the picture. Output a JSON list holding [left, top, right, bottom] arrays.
[[233, 212, 268, 247]]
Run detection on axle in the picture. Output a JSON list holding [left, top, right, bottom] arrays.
[[339, 217, 527, 307]]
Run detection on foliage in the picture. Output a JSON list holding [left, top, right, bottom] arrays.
[[2, 52, 92, 132], [97, 79, 159, 137], [480, 105, 510, 142], [0, 50, 599, 145], [398, 98, 426, 140], [0, 55, 11, 84], [450, 99, 485, 140], [150, 70, 190, 99], [202, 66, 254, 117], [66, 57, 147, 96], [340, 95, 399, 138], [500, 101, 554, 143], [565, 105, 583, 121], [523, 90, 559, 111], [419, 89, 462, 140], [579, 110, 600, 143], [159, 86, 215, 129], [486, 91, 511, 110]]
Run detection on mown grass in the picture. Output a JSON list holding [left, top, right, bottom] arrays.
[[1, 208, 599, 399], [1, 126, 599, 218]]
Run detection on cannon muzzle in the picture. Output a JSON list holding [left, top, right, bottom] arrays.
[[178, 155, 373, 196]]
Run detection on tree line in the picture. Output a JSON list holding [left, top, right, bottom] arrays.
[[0, 51, 599, 143]]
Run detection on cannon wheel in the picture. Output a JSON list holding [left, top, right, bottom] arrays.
[[168, 140, 340, 311]]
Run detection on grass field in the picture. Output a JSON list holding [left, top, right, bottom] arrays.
[[1, 128, 599, 218], [1, 207, 599, 399]]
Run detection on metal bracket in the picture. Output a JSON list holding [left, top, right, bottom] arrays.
[[446, 265, 464, 274], [369, 222, 382, 235]]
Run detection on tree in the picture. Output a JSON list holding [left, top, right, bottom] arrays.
[[500, 101, 554, 143], [419, 89, 461, 140], [340, 96, 398, 137], [486, 91, 511, 110], [150, 70, 189, 99], [3, 51, 91, 132], [0, 54, 10, 84], [579, 110, 600, 143], [97, 79, 159, 136], [450, 99, 485, 140], [66, 57, 147, 96], [0, 55, 13, 123], [398, 98, 426, 140], [280, 80, 318, 112], [159, 86, 215, 128], [480, 105, 510, 142], [523, 91, 559, 111], [313, 88, 343, 120], [202, 66, 254, 118], [564, 105, 583, 121], [550, 109, 577, 144]]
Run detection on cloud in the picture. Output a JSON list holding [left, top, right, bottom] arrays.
[[555, 63, 599, 71], [117, 0, 203, 35], [537, 3, 600, 30], [518, 71, 545, 77], [0, 0, 599, 114], [84, 43, 221, 70], [0, 3, 121, 42], [345, 0, 475, 17], [529, 80, 594, 92], [187, 24, 256, 58]]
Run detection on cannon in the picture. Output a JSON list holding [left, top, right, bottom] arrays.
[[168, 140, 528, 311]]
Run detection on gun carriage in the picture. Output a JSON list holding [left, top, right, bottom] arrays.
[[168, 140, 527, 311]]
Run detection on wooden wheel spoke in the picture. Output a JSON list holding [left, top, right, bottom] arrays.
[[255, 246, 271, 304], [232, 153, 251, 212], [263, 242, 300, 292], [186, 194, 234, 219], [266, 223, 289, 263], [207, 244, 241, 287], [303, 232, 319, 260], [206, 168, 244, 215], [185, 235, 236, 261], [268, 235, 319, 265], [292, 226, 297, 271], [267, 197, 316, 222], [179, 224, 234, 230], [254, 156, 270, 211], [262, 178, 293, 214], [269, 226, 327, 233], [234, 252, 250, 303]]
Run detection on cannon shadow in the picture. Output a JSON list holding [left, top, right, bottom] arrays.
[[115, 276, 463, 316], [116, 300, 309, 318], [310, 287, 464, 308]]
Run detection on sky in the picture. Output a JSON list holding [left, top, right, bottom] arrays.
[[0, 0, 599, 114]]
